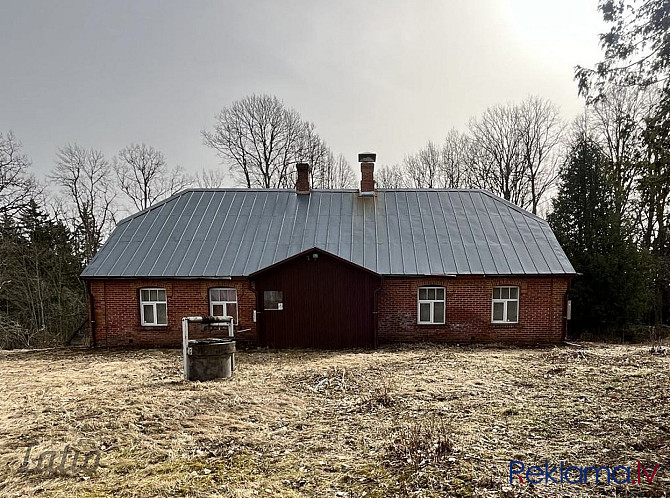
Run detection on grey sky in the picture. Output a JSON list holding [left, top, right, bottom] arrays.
[[1, 0, 605, 183]]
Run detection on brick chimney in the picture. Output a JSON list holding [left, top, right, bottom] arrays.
[[359, 152, 376, 196], [296, 163, 310, 194]]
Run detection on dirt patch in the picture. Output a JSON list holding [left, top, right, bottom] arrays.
[[0, 343, 668, 497]]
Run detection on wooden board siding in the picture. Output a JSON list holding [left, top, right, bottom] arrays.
[[252, 250, 381, 349]]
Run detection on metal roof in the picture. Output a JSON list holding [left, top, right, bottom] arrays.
[[81, 188, 575, 278]]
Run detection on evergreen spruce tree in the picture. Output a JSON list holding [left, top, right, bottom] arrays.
[[0, 200, 85, 347], [548, 133, 652, 335]]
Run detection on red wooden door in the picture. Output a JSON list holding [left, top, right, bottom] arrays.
[[253, 250, 380, 349]]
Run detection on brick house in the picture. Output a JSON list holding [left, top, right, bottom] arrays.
[[81, 154, 575, 348]]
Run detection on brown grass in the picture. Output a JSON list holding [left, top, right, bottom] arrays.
[[0, 342, 668, 497]]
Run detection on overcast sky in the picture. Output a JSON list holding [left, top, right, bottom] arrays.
[[1, 0, 606, 183]]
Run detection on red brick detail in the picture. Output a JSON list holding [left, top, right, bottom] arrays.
[[87, 275, 570, 347], [377, 276, 570, 344], [87, 278, 257, 347], [360, 162, 375, 193], [296, 163, 310, 194]]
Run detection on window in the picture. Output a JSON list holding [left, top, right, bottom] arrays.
[[140, 288, 167, 326], [264, 291, 284, 310], [492, 286, 519, 323], [418, 286, 445, 324], [209, 288, 238, 324]]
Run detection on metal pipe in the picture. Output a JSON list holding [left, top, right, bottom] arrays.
[[182, 317, 189, 380], [86, 281, 97, 348], [372, 275, 384, 349], [248, 279, 259, 345]]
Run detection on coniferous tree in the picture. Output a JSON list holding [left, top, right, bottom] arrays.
[[0, 200, 85, 347], [548, 132, 652, 334], [638, 94, 670, 324]]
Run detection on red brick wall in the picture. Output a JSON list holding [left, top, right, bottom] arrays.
[[87, 275, 570, 347], [296, 163, 310, 194], [377, 276, 571, 344], [87, 279, 257, 347], [360, 162, 375, 193]]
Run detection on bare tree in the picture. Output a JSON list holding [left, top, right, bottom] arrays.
[[195, 168, 229, 188], [202, 94, 309, 188], [300, 123, 330, 188], [467, 97, 564, 213], [376, 164, 407, 188], [518, 97, 565, 214], [51, 144, 116, 263], [296, 125, 355, 189], [320, 152, 355, 189], [386, 133, 470, 190], [114, 143, 191, 211], [468, 103, 529, 208], [441, 129, 470, 189], [589, 86, 655, 223], [0, 131, 38, 216], [404, 141, 442, 188]]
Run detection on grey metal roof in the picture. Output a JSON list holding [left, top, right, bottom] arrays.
[[81, 189, 575, 278]]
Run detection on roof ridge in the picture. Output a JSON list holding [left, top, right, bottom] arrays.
[[133, 187, 511, 194]]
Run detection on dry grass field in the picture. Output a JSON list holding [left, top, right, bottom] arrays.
[[0, 343, 668, 497]]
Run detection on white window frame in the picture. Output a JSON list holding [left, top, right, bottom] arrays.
[[491, 286, 519, 324], [417, 286, 446, 324], [209, 288, 238, 324], [139, 287, 167, 326]]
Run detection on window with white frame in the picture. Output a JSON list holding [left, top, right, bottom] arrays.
[[492, 286, 519, 323], [418, 286, 445, 324], [140, 288, 167, 326], [209, 288, 238, 324]]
